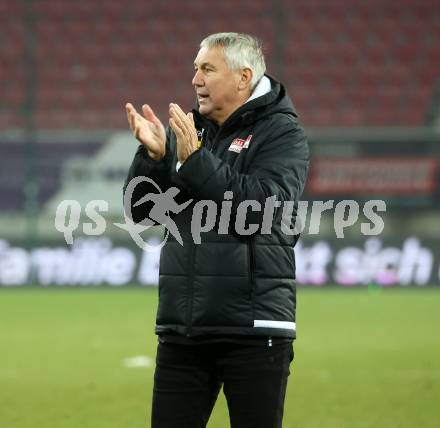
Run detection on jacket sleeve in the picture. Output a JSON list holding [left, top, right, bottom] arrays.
[[123, 131, 173, 224], [176, 118, 309, 229]]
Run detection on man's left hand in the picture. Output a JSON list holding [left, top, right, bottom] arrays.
[[169, 103, 198, 163]]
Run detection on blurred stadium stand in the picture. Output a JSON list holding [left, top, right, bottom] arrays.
[[1, 0, 439, 129], [1, 0, 440, 286]]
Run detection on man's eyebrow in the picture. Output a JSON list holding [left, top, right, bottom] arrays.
[[194, 61, 216, 69]]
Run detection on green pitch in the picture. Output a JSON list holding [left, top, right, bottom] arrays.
[[1, 287, 439, 428]]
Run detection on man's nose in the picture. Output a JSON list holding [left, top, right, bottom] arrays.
[[192, 69, 203, 87]]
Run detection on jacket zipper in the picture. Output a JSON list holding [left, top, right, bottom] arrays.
[[206, 129, 219, 152], [247, 238, 256, 321], [185, 242, 196, 336]]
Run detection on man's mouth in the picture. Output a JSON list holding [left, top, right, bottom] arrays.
[[197, 94, 209, 102]]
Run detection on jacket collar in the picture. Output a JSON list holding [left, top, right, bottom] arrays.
[[246, 75, 272, 104]]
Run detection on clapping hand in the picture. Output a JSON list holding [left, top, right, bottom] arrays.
[[126, 103, 166, 161], [169, 103, 198, 163]]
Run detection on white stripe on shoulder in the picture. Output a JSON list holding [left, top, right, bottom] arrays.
[[253, 320, 296, 330]]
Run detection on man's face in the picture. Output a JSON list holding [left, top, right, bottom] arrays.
[[192, 46, 246, 125]]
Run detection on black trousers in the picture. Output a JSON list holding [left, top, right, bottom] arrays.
[[151, 340, 294, 428]]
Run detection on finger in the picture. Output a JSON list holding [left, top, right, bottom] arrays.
[[129, 112, 137, 133], [187, 112, 195, 126], [169, 116, 183, 135], [126, 103, 136, 130], [180, 110, 196, 137], [142, 104, 160, 127], [126, 109, 132, 129], [170, 104, 193, 136], [174, 105, 194, 134], [129, 108, 142, 133], [170, 103, 188, 123], [186, 112, 197, 140], [169, 118, 184, 140], [171, 102, 185, 115], [169, 105, 187, 133], [134, 113, 148, 140], [133, 114, 141, 140], [169, 103, 180, 120]]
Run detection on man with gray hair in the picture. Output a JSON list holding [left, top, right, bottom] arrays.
[[124, 32, 309, 428]]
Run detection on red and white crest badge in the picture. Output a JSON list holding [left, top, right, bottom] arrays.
[[228, 135, 253, 153]]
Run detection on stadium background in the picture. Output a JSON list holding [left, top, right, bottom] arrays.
[[1, 0, 439, 427]]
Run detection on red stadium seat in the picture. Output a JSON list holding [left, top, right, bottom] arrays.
[[1, 0, 437, 128]]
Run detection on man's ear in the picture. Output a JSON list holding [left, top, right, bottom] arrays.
[[238, 68, 253, 91]]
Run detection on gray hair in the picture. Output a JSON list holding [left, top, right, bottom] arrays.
[[200, 32, 266, 89]]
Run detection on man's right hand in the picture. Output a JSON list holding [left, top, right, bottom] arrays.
[[126, 103, 166, 161]]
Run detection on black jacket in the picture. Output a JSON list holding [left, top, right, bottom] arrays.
[[124, 75, 309, 339]]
